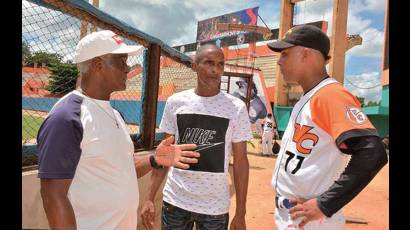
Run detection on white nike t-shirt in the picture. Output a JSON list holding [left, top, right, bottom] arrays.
[[159, 89, 252, 215]]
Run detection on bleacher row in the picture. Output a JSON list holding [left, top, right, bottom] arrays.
[[226, 55, 278, 88]]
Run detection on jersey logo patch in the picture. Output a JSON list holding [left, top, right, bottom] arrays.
[[292, 123, 319, 155], [346, 107, 368, 125]]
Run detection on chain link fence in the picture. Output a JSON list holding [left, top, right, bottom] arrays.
[[22, 0, 193, 162], [156, 55, 196, 135]]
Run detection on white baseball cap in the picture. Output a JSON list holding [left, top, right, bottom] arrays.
[[73, 30, 142, 63]]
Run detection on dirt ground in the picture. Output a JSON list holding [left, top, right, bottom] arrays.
[[227, 140, 389, 229]]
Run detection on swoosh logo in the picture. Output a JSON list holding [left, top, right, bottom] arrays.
[[195, 142, 225, 151]]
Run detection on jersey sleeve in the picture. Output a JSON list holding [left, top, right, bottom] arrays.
[[232, 103, 253, 143], [159, 97, 176, 135], [37, 110, 83, 179], [310, 83, 379, 146]]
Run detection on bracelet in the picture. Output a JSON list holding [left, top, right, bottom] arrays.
[[149, 154, 164, 169]]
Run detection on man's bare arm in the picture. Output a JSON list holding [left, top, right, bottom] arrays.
[[230, 141, 249, 230], [41, 179, 76, 229]]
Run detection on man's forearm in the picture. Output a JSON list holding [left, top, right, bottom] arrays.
[[134, 154, 153, 178], [42, 195, 76, 229], [317, 136, 388, 217], [147, 167, 169, 201], [233, 156, 249, 216]]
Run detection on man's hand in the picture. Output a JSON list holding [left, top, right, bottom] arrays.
[[155, 136, 199, 169], [230, 215, 246, 230], [141, 200, 155, 230], [289, 198, 326, 228]]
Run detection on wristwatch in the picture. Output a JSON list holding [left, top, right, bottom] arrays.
[[149, 154, 164, 169]]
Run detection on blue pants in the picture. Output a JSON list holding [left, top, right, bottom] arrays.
[[161, 201, 229, 230]]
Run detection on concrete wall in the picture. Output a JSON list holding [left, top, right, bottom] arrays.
[[381, 85, 389, 107], [367, 115, 389, 138], [136, 170, 166, 230], [22, 170, 49, 229], [22, 152, 166, 230], [273, 106, 292, 136]]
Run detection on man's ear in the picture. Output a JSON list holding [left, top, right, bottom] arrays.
[[191, 60, 198, 73], [94, 57, 107, 74], [302, 47, 310, 60]]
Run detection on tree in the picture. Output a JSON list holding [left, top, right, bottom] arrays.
[[46, 62, 79, 95], [22, 41, 32, 62], [27, 51, 63, 67], [356, 96, 365, 108], [366, 101, 381, 107]]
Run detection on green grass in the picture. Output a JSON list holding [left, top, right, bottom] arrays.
[[22, 115, 45, 141]]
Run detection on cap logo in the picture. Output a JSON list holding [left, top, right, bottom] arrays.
[[112, 34, 124, 44], [282, 28, 293, 39]]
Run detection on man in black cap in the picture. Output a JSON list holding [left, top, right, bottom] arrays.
[[267, 25, 387, 229]]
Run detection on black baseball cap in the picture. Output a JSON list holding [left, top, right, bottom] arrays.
[[267, 25, 331, 60]]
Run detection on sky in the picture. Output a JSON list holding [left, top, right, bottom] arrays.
[[97, 0, 387, 103], [22, 0, 387, 103]]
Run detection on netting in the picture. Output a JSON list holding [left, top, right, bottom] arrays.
[[22, 0, 146, 146], [156, 54, 196, 129], [22, 0, 192, 159]]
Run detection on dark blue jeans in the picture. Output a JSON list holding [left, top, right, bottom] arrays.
[[161, 201, 229, 230]]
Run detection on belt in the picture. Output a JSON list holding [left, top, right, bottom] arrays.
[[275, 195, 296, 209]]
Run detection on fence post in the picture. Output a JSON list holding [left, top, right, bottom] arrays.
[[140, 44, 161, 149]]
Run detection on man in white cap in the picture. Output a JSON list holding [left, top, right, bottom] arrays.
[[37, 30, 200, 230]]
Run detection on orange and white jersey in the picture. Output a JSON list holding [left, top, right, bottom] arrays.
[[272, 77, 376, 200]]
